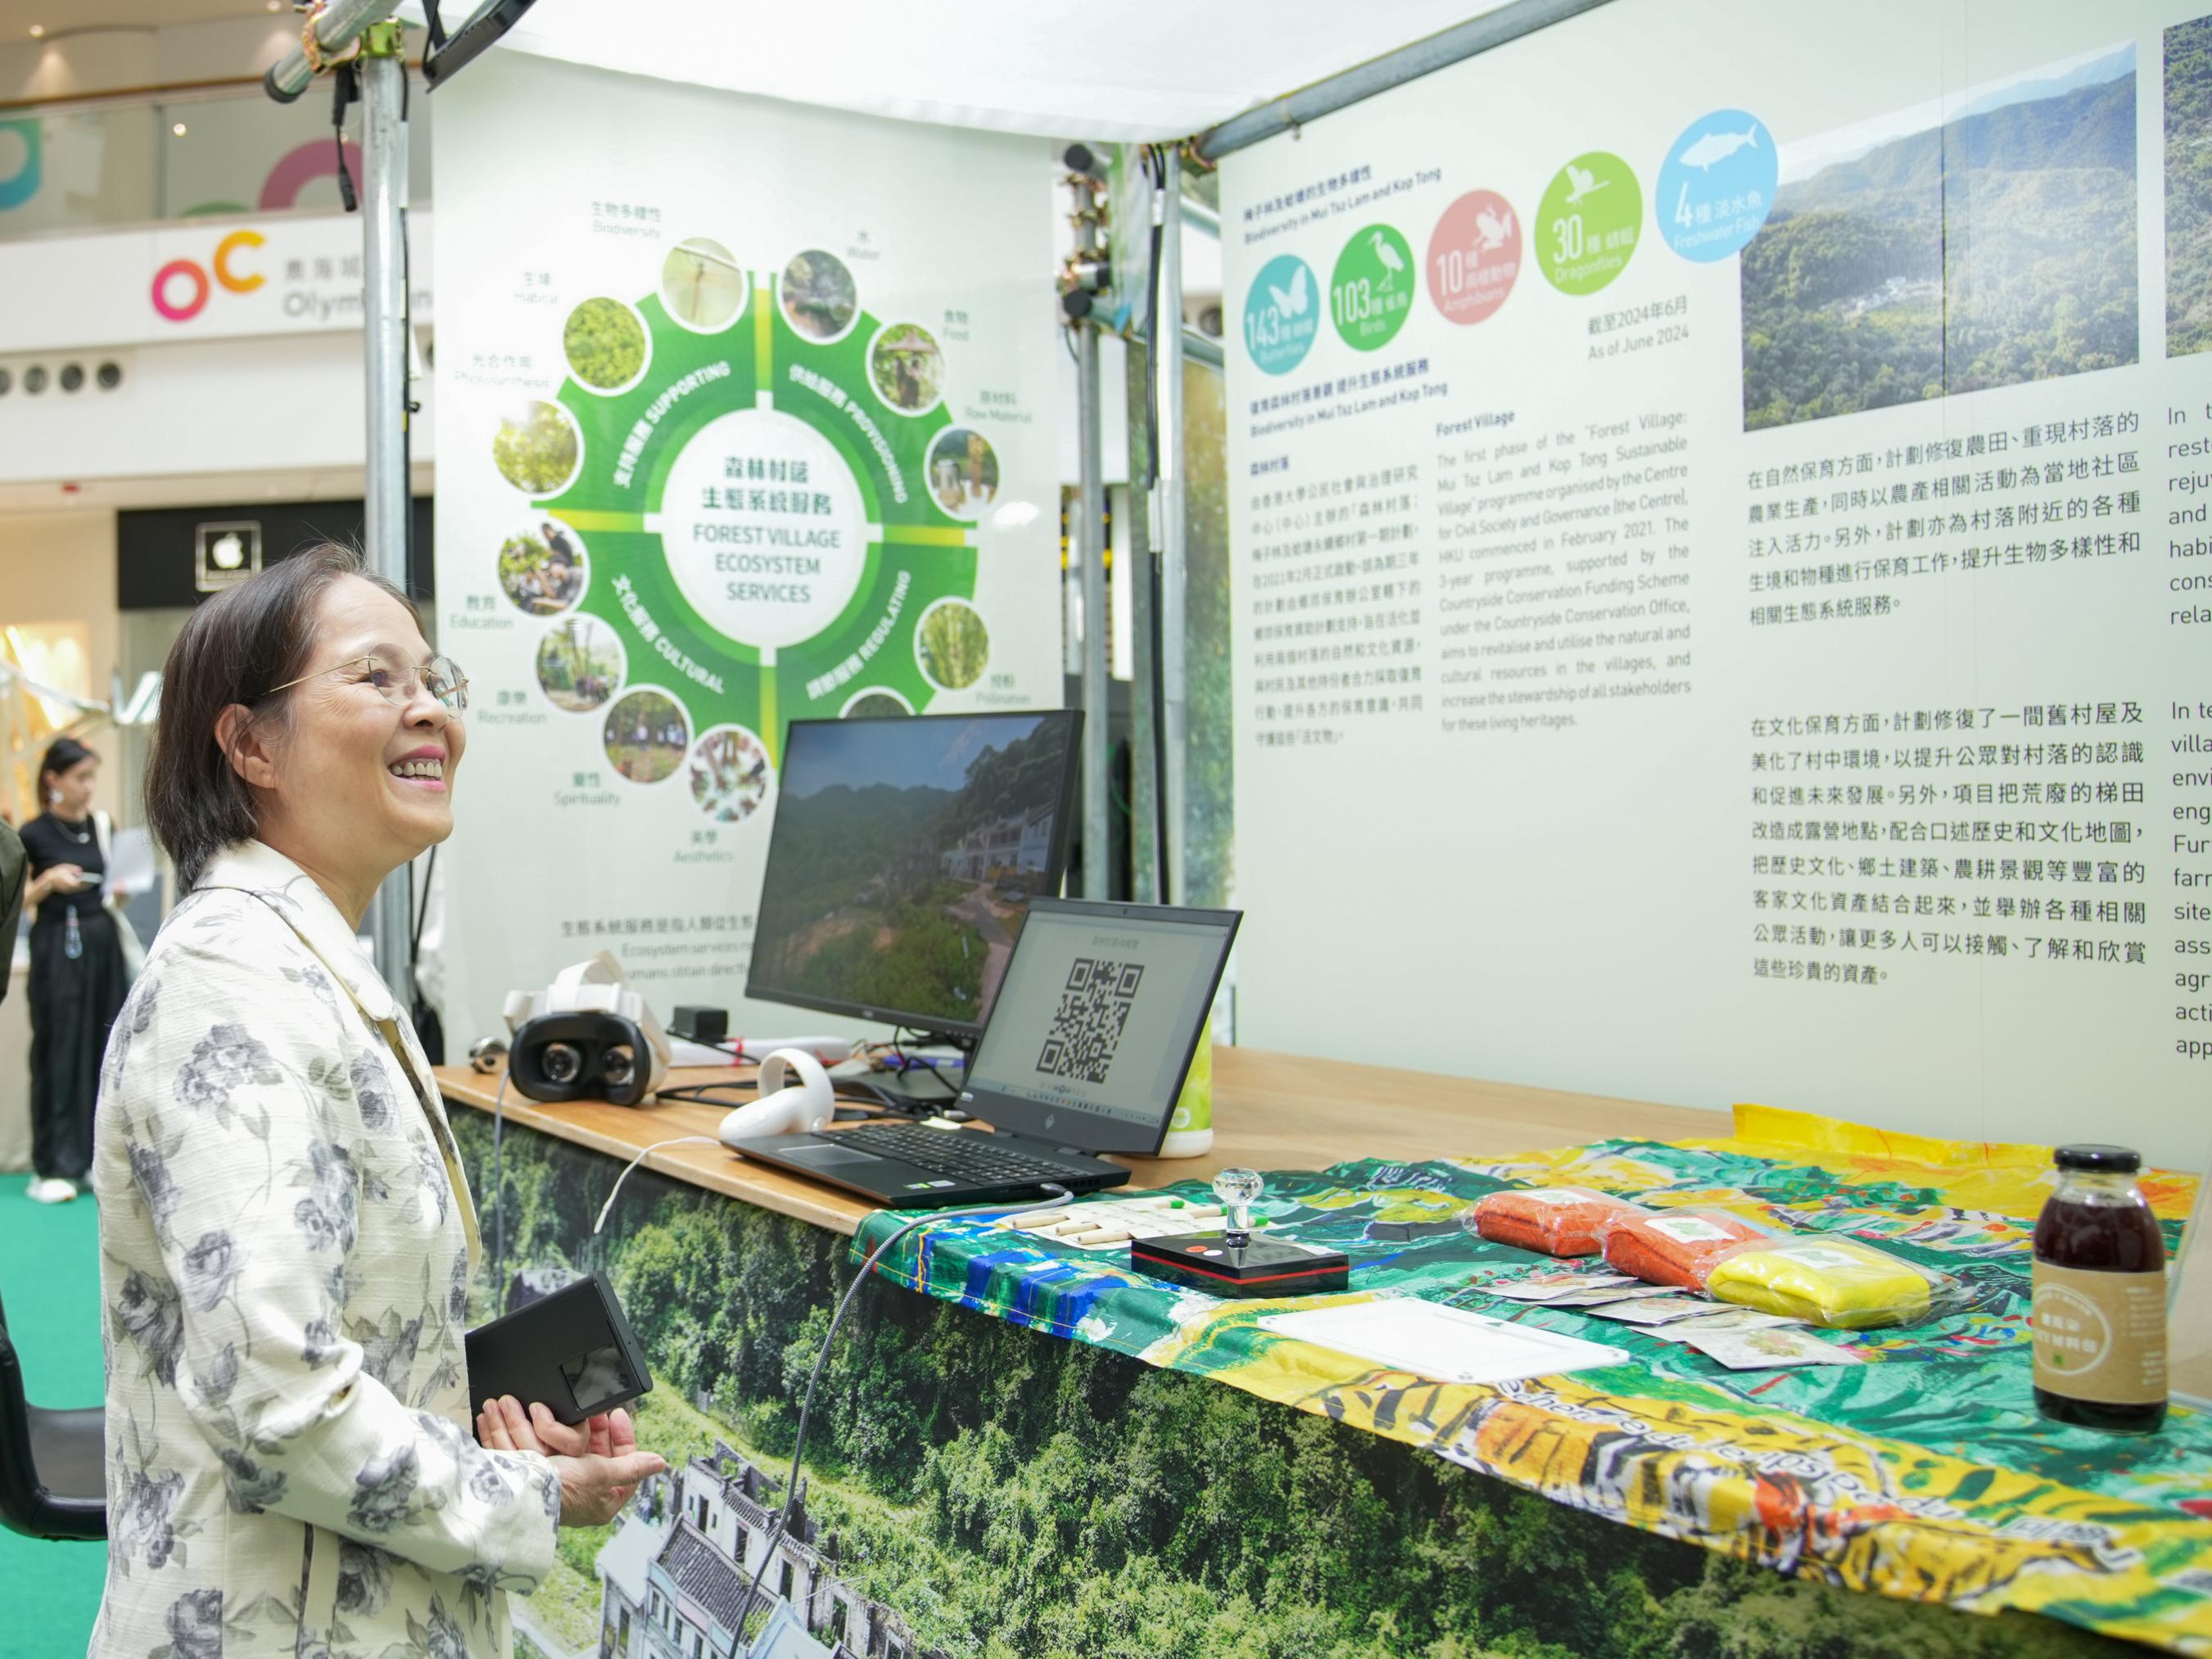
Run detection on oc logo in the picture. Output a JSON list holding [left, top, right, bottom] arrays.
[[151, 230, 265, 323]]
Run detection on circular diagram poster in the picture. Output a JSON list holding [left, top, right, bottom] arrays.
[[432, 56, 1058, 1044]]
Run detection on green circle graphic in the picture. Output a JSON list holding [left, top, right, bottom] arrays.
[[520, 249, 984, 770], [1330, 223, 1415, 352], [1535, 151, 1642, 296]]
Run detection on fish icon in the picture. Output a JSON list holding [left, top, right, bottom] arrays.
[[1680, 123, 1761, 173], [1474, 206, 1515, 250], [1563, 163, 1611, 205], [1267, 264, 1310, 317]]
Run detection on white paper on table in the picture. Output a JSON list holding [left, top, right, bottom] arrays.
[[107, 825, 156, 897], [1260, 1300, 1629, 1386]]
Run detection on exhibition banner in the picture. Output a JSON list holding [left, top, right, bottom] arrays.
[[432, 55, 1060, 1045], [1221, 0, 2212, 1168]]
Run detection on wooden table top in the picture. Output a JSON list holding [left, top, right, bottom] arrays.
[[435, 1047, 1728, 1239]]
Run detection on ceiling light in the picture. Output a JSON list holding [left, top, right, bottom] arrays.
[[27, 23, 44, 37], [266, 1, 282, 8], [172, 122, 188, 137]]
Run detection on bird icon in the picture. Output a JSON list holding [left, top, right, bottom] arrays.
[[1474, 206, 1516, 251], [1563, 163, 1611, 205], [1369, 230, 1406, 290]]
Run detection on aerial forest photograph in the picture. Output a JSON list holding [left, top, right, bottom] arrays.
[[1741, 44, 2137, 430], [2169, 14, 2212, 355]]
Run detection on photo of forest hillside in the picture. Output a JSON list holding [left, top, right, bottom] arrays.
[[1742, 46, 2137, 430], [749, 716, 1071, 1025], [2168, 16, 2212, 355]]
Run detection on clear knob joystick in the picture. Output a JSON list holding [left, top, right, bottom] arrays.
[[1213, 1167, 1263, 1248]]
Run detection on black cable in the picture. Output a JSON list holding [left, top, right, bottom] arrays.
[[489, 1066, 510, 1312], [731, 1184, 1073, 1639], [424, 0, 447, 51], [332, 62, 359, 213], [1142, 145, 1165, 490]]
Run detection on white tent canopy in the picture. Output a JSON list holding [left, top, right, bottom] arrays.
[[413, 0, 1510, 139]]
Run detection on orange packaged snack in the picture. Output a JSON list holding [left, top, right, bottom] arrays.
[[1471, 1187, 1645, 1256], [1601, 1208, 1770, 1289]]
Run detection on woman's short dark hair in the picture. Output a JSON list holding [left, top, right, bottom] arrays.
[[145, 543, 419, 890], [38, 736, 97, 798]]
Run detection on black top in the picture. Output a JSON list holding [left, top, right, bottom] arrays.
[[20, 812, 105, 917], [2054, 1143, 2141, 1173]]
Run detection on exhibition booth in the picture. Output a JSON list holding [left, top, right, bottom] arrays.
[[4, 2, 2212, 1657]]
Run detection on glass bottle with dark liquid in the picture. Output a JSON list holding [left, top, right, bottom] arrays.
[[2031, 1144, 2167, 1433]]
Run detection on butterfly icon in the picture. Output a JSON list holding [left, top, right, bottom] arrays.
[[1267, 264, 1310, 318]]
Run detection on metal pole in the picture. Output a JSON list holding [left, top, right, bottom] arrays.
[[264, 0, 400, 103], [1075, 318, 1109, 901], [1158, 150, 1189, 906], [1124, 332, 1160, 904], [361, 21, 414, 1006], [1193, 0, 1613, 162]]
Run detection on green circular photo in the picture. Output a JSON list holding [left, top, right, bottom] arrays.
[[563, 297, 649, 391], [1536, 151, 1642, 296], [780, 249, 859, 342], [915, 599, 989, 689], [1330, 224, 1416, 351], [491, 401, 581, 496], [603, 686, 690, 784], [842, 689, 911, 717], [869, 322, 943, 414], [660, 237, 745, 332]]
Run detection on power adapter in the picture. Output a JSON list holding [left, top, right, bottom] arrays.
[[671, 1006, 728, 1046]]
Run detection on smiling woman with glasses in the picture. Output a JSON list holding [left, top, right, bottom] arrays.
[[88, 545, 662, 1659]]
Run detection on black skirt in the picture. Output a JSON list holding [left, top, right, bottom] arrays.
[[26, 902, 129, 1182]]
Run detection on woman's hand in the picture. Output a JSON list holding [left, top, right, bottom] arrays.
[[476, 1395, 664, 1527], [42, 864, 87, 897]]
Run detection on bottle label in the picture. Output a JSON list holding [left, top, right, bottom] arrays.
[[2031, 1262, 2168, 1405]]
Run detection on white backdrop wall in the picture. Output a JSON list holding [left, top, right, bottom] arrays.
[[1221, 0, 2212, 1168], [433, 53, 1062, 1048]]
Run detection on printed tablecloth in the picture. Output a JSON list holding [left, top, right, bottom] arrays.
[[859, 1105, 2212, 1653]]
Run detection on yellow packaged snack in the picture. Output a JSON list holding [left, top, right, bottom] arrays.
[[1705, 1237, 1932, 1329]]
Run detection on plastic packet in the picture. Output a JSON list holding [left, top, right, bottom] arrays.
[[1704, 1236, 1943, 1329], [1468, 1187, 1646, 1256], [1600, 1208, 1771, 1290]]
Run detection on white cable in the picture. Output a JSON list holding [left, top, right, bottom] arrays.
[[592, 1137, 723, 1236]]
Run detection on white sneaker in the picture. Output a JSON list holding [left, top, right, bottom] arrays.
[[25, 1177, 78, 1204]]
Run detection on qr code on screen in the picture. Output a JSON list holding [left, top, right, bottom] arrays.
[[1036, 958, 1145, 1084]]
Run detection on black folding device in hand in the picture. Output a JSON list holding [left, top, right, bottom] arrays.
[[464, 1271, 653, 1426]]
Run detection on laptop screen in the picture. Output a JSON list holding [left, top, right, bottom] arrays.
[[961, 898, 1242, 1155]]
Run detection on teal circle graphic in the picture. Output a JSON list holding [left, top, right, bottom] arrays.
[[1242, 253, 1320, 376], [1656, 109, 1776, 262]]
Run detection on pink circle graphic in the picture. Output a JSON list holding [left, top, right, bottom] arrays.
[[1426, 190, 1521, 326], [258, 138, 364, 211], [151, 259, 209, 322]]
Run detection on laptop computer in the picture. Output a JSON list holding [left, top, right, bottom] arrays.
[[724, 897, 1242, 1209]]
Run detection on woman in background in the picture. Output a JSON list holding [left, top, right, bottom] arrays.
[[18, 736, 130, 1203]]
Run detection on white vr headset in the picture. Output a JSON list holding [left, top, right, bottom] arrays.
[[502, 952, 672, 1105]]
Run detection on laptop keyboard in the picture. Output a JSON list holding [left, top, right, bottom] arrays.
[[837, 1123, 1095, 1187]]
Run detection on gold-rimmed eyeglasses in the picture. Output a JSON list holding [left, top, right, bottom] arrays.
[[264, 651, 470, 712]]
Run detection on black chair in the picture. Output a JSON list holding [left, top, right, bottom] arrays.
[[0, 1286, 106, 1541]]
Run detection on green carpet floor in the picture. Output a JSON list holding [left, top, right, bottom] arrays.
[[1, 1172, 108, 1657]]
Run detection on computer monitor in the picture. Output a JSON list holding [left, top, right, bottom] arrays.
[[746, 711, 1083, 1042], [959, 897, 1242, 1155]]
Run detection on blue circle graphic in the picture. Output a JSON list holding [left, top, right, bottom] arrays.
[[1242, 254, 1320, 376], [1655, 109, 1777, 263]]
